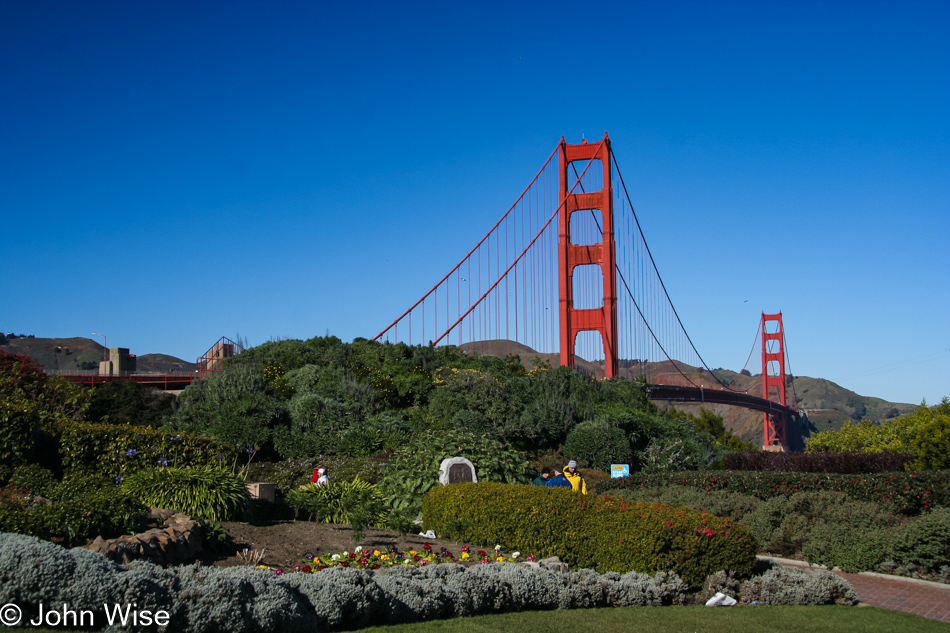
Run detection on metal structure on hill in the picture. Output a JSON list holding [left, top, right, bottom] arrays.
[[58, 336, 244, 390]]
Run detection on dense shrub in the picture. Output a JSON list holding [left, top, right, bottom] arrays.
[[381, 429, 531, 517], [60, 421, 237, 480], [806, 400, 950, 471], [425, 368, 518, 436], [423, 482, 756, 588], [166, 364, 288, 454], [0, 478, 147, 544], [596, 470, 950, 515], [8, 464, 57, 497], [564, 419, 632, 470], [744, 491, 898, 559], [888, 507, 950, 571], [635, 415, 713, 473], [121, 466, 249, 521], [274, 394, 350, 458], [0, 400, 36, 469], [86, 380, 177, 427], [800, 522, 892, 573], [724, 450, 914, 473], [0, 350, 90, 472], [611, 486, 762, 523]]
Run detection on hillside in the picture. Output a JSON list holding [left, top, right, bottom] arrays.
[[0, 335, 193, 374], [1, 334, 919, 446]]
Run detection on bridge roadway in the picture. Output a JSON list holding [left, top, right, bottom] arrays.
[[58, 373, 196, 390], [648, 384, 796, 418]]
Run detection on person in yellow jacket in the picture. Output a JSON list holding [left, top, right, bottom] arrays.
[[564, 460, 587, 495]]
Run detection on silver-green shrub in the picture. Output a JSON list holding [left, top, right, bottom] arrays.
[[1, 533, 858, 632], [281, 566, 385, 629], [739, 564, 856, 605], [174, 564, 314, 633]]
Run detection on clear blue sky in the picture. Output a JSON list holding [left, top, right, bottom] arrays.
[[1, 0, 947, 406]]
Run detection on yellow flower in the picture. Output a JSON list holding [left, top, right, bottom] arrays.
[[461, 552, 470, 560], [409, 550, 418, 556], [496, 556, 505, 562]]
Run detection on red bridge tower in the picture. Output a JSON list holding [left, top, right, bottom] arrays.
[[558, 134, 619, 378], [761, 312, 787, 448]]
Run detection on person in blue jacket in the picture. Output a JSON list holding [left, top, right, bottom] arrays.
[[545, 465, 572, 488]]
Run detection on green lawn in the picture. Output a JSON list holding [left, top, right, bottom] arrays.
[[359, 606, 950, 633], [12, 605, 950, 633]]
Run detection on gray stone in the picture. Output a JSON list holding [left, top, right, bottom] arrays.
[[438, 457, 477, 486], [539, 556, 570, 573]]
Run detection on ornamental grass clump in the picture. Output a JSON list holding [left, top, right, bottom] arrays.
[[121, 465, 249, 521], [286, 479, 391, 540], [423, 482, 756, 587]]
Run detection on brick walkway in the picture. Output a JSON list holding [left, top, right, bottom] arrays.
[[765, 557, 950, 623], [832, 570, 950, 623]]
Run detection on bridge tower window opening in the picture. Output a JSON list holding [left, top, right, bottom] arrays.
[[571, 264, 605, 310]]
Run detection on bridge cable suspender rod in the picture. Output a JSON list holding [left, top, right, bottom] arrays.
[[610, 147, 740, 391], [372, 144, 560, 342], [431, 139, 608, 347]]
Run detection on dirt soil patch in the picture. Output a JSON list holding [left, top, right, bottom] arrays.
[[199, 521, 478, 571]]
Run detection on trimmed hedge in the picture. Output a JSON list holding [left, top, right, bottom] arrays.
[[0, 477, 147, 544], [59, 421, 237, 480], [596, 470, 950, 515], [723, 451, 915, 473], [422, 482, 756, 587]]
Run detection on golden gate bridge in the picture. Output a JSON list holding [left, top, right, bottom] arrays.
[[373, 133, 801, 449]]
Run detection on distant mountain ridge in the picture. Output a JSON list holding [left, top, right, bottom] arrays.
[[0, 335, 193, 374]]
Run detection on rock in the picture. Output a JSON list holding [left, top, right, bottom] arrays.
[[81, 509, 203, 565], [539, 556, 569, 573]]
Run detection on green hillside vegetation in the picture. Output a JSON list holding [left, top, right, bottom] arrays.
[[165, 336, 747, 468], [806, 398, 950, 470]]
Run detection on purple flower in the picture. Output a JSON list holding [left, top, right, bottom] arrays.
[[124, 449, 137, 457], [158, 457, 169, 466], [114, 476, 124, 484]]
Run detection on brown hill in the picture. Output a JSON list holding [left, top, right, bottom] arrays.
[[0, 335, 193, 374]]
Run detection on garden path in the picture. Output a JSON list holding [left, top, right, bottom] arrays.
[[765, 557, 950, 623]]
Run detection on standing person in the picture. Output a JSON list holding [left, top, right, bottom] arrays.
[[564, 460, 587, 495], [533, 467, 551, 486], [545, 465, 572, 488]]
